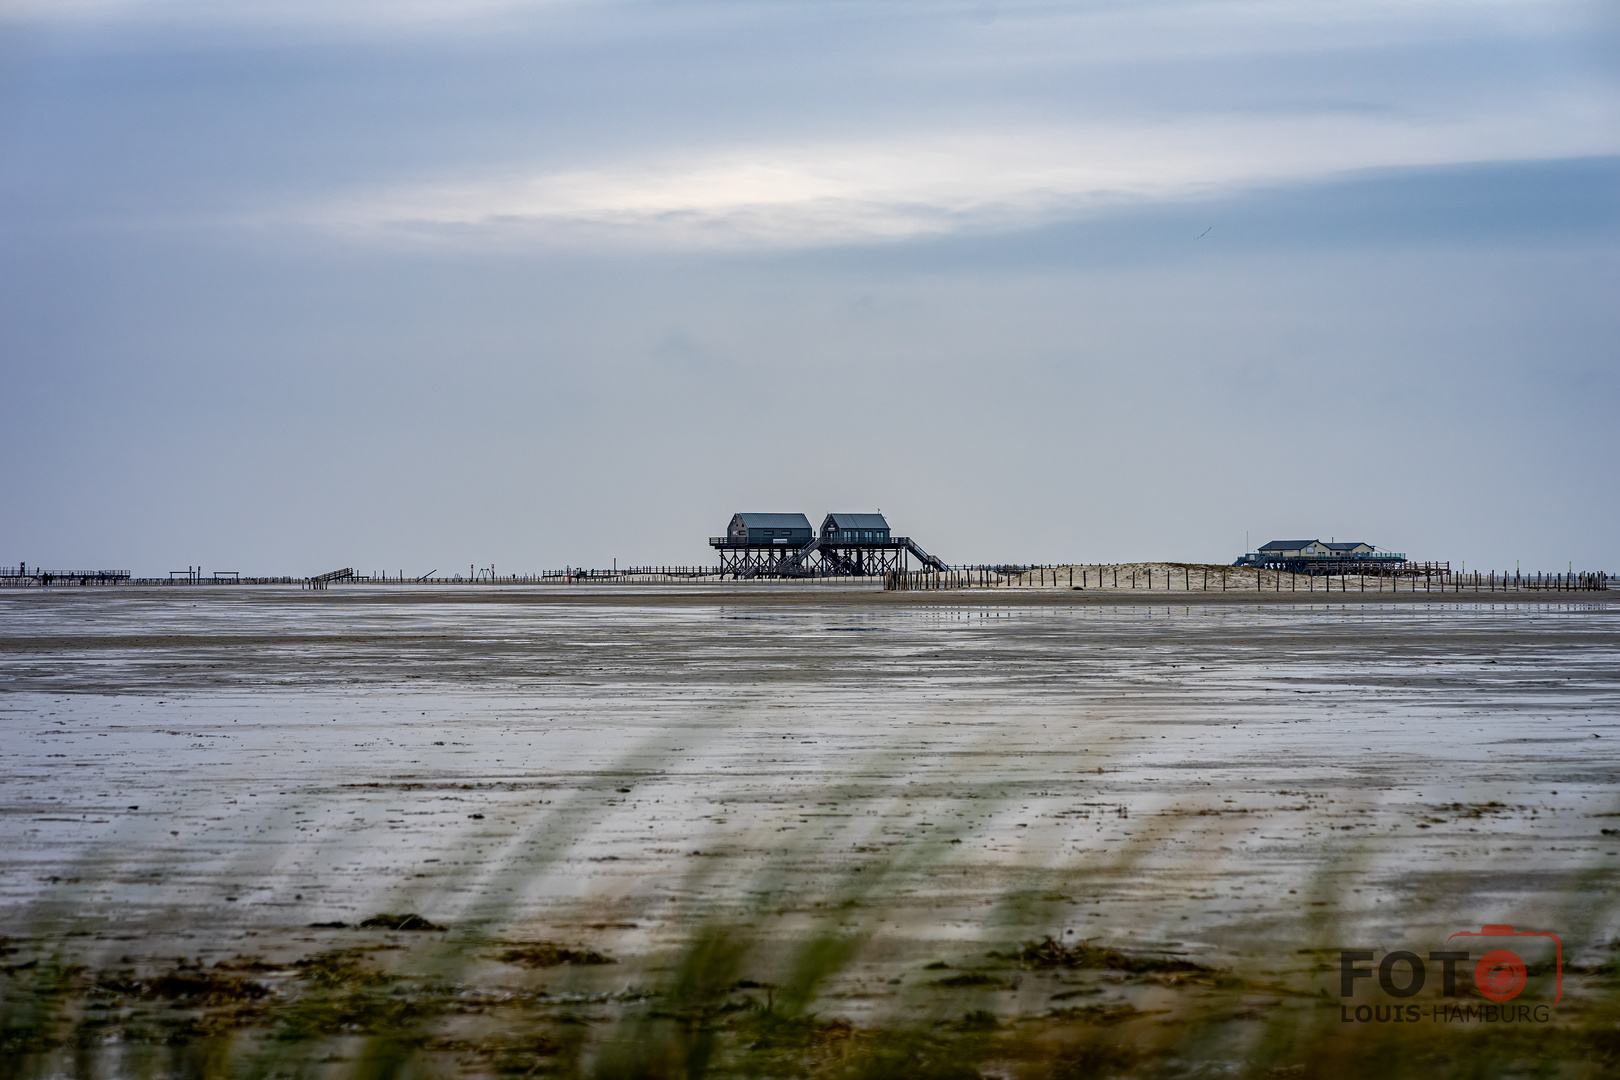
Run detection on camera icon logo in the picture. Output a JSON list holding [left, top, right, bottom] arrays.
[[1445, 925, 1562, 1004]]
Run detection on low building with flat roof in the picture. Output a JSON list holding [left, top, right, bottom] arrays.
[[1237, 538, 1407, 572]]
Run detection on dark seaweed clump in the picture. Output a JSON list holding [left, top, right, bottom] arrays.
[[357, 913, 445, 931], [934, 972, 1006, 989], [95, 968, 270, 1003], [496, 943, 616, 968], [999, 936, 1211, 974]]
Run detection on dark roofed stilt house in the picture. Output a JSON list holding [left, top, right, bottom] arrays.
[[726, 513, 814, 546], [711, 510, 944, 578], [819, 513, 891, 544]]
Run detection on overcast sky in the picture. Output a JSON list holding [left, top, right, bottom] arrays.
[[2, 0, 1616, 575]]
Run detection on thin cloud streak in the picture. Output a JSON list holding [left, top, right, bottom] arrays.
[[304, 104, 1618, 250], [0, 0, 1589, 66], [0, 0, 579, 29]]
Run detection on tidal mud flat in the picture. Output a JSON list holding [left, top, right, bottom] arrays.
[[2, 587, 1618, 1077]]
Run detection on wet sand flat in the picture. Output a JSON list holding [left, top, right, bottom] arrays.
[[1, 585, 1618, 1055], [4, 588, 1617, 932]]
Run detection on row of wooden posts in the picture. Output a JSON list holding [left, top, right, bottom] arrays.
[[18, 567, 1608, 591], [313, 567, 722, 585], [885, 566, 1611, 592]]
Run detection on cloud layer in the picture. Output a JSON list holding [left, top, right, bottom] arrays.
[[2, 0, 1616, 569], [309, 104, 1619, 249]]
